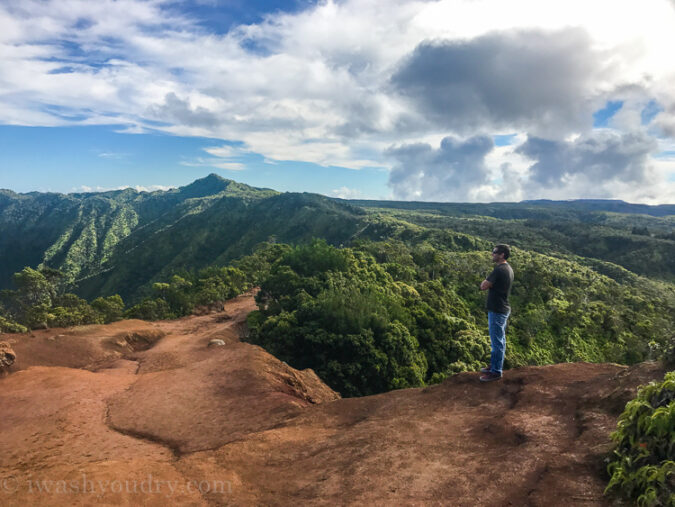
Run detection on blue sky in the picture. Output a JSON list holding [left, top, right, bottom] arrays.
[[1, 0, 674, 203], [0, 125, 389, 197], [170, 0, 319, 34]]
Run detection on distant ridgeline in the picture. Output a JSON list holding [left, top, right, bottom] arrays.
[[345, 198, 675, 282], [1, 174, 673, 303]]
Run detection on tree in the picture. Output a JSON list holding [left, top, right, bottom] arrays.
[[91, 295, 125, 323], [13, 267, 54, 307]]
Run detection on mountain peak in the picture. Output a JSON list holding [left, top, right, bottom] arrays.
[[179, 173, 234, 198], [203, 173, 230, 183], [177, 174, 280, 200]]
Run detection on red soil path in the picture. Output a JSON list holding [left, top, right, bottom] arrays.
[[0, 290, 666, 505]]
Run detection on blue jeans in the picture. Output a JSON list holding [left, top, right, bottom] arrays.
[[488, 311, 510, 375]]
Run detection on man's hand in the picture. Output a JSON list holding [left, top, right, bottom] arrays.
[[480, 280, 493, 291]]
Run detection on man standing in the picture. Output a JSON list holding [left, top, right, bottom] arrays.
[[479, 244, 514, 382]]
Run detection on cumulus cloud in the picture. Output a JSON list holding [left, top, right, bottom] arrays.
[[516, 130, 669, 201], [385, 130, 673, 203], [518, 131, 656, 185], [147, 93, 222, 128], [0, 1, 619, 156], [391, 29, 605, 137], [387, 135, 494, 201], [330, 186, 363, 199], [653, 102, 675, 138], [73, 184, 174, 193], [130, 184, 175, 192]]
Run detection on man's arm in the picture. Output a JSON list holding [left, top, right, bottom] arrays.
[[481, 267, 499, 291]]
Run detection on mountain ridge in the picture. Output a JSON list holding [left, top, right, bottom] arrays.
[[1, 175, 674, 300], [4, 176, 673, 211]]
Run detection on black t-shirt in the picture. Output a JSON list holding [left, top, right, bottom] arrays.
[[486, 263, 514, 314]]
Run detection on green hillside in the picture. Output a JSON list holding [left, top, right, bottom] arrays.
[[77, 190, 368, 301], [1, 174, 673, 304], [347, 201, 675, 281], [0, 175, 280, 299]]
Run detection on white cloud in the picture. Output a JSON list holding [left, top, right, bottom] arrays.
[[210, 162, 246, 171], [180, 144, 250, 171], [329, 186, 363, 199], [130, 184, 174, 192], [385, 130, 675, 203], [180, 158, 246, 171], [97, 151, 127, 159], [203, 145, 239, 158], [2, 0, 675, 201], [387, 135, 495, 202], [72, 183, 174, 193], [390, 29, 607, 138], [514, 130, 675, 203]]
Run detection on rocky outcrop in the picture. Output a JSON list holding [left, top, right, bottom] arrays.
[[0, 341, 15, 373]]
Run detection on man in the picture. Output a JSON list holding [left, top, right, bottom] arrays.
[[479, 244, 514, 382]]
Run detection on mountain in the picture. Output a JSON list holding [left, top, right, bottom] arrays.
[[0, 291, 667, 504], [0, 175, 368, 301], [77, 191, 368, 301], [0, 174, 272, 291], [1, 175, 674, 300], [2, 182, 672, 504]]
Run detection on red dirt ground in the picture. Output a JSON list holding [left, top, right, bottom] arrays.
[[0, 290, 667, 505]]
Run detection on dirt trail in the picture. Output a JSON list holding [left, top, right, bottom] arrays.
[[0, 290, 666, 505]]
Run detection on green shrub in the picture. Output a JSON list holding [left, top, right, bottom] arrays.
[[605, 372, 675, 506], [48, 293, 102, 328], [91, 295, 125, 323], [0, 315, 27, 333], [125, 298, 174, 320], [22, 303, 52, 329]]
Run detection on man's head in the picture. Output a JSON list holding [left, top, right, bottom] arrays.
[[492, 244, 510, 262]]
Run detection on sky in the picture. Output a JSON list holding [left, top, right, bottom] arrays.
[[1, 0, 675, 203]]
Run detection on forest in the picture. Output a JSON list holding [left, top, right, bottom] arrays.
[[1, 237, 673, 397], [2, 174, 674, 301]]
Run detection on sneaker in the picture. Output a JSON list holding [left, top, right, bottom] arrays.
[[480, 366, 492, 374], [479, 371, 502, 382]]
